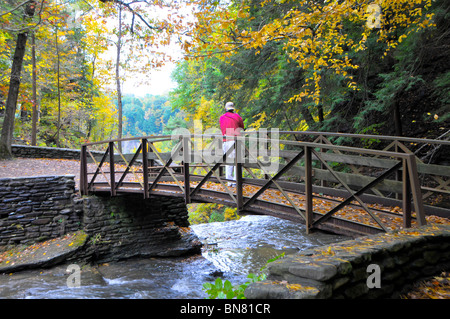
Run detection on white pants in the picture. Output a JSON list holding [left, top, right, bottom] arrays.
[[223, 140, 236, 184]]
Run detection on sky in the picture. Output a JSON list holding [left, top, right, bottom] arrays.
[[122, 62, 178, 96], [117, 3, 196, 97], [100, 4, 189, 98]]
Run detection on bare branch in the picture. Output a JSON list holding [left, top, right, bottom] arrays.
[[99, 0, 162, 31], [1, 0, 45, 33], [0, 0, 33, 18]]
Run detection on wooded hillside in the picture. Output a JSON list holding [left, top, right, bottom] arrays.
[[169, 0, 449, 145], [0, 0, 448, 155]]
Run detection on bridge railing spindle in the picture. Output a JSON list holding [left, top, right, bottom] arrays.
[[109, 141, 116, 196], [236, 136, 243, 212], [304, 145, 313, 234], [402, 158, 412, 228], [80, 145, 88, 195], [142, 138, 149, 199], [182, 135, 191, 204]]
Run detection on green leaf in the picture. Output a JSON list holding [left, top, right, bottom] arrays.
[[217, 291, 226, 299], [203, 282, 213, 290], [247, 273, 257, 281], [224, 280, 233, 291], [226, 290, 236, 299], [215, 277, 223, 289], [236, 293, 246, 299], [202, 253, 286, 299], [209, 291, 218, 299], [267, 252, 285, 264]]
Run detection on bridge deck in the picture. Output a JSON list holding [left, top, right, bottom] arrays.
[[87, 175, 421, 237]]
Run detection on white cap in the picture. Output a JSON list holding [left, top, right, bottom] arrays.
[[225, 101, 235, 111]]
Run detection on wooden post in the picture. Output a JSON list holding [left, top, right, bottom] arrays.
[[219, 137, 225, 177], [184, 161, 190, 204], [319, 135, 327, 188], [183, 136, 191, 204], [148, 141, 154, 167], [109, 142, 116, 196], [142, 138, 149, 199], [264, 130, 269, 180], [406, 154, 426, 226], [304, 146, 313, 234], [402, 158, 411, 228], [395, 141, 402, 200], [80, 145, 88, 195], [236, 162, 243, 212], [235, 136, 243, 211]]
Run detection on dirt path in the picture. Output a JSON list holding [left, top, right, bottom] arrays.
[[0, 158, 82, 188]]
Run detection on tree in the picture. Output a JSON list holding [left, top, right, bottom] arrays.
[[31, 31, 37, 145], [77, 6, 113, 141], [116, 2, 123, 150], [178, 0, 437, 133], [35, 1, 91, 147], [53, 21, 61, 147], [0, 0, 37, 158], [0, 0, 184, 153], [192, 0, 434, 101], [0, 0, 121, 149], [96, 0, 190, 143]]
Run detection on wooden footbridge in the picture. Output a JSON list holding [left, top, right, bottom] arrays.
[[80, 131, 450, 237]]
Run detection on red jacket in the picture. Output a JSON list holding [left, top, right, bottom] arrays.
[[219, 111, 244, 141]]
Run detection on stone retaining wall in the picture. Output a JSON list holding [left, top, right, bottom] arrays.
[[245, 224, 450, 299], [0, 175, 201, 263], [0, 175, 82, 248], [77, 194, 201, 263], [11, 145, 83, 160]]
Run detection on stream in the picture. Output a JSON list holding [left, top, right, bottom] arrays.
[[0, 215, 347, 299]]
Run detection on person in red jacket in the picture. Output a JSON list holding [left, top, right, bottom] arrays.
[[219, 101, 244, 187]]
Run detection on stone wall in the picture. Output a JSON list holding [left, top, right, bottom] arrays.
[[11, 145, 83, 160], [78, 194, 201, 263], [0, 175, 82, 248], [0, 175, 201, 263], [245, 224, 450, 299]]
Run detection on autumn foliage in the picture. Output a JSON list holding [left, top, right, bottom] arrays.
[[402, 272, 450, 299], [0, 0, 187, 148], [172, 0, 447, 138]]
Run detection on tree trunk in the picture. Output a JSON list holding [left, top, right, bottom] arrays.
[[31, 32, 38, 146], [393, 100, 403, 136], [116, 3, 123, 152], [86, 53, 97, 139], [0, 32, 29, 159], [0, 1, 36, 159], [55, 25, 61, 148], [317, 104, 324, 125], [300, 105, 316, 128]]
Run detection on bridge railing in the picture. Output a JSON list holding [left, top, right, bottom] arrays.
[[277, 131, 450, 212], [79, 131, 449, 236]]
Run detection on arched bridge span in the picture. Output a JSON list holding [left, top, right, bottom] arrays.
[[80, 131, 450, 237]]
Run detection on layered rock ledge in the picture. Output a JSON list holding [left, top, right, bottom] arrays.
[[245, 224, 450, 299], [0, 175, 202, 273]]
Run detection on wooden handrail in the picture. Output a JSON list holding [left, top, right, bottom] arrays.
[[277, 130, 450, 146]]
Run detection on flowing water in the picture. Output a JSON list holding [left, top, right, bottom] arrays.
[[0, 215, 347, 299]]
